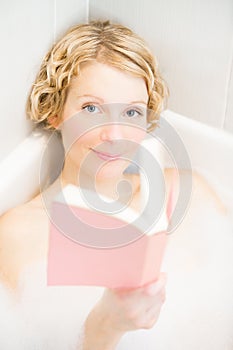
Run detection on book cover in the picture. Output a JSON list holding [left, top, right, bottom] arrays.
[[47, 182, 170, 289]]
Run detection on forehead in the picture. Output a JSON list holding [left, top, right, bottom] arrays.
[[68, 61, 148, 104]]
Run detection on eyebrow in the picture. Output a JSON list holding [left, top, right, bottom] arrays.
[[131, 100, 148, 105], [76, 95, 104, 103], [76, 95, 148, 105]]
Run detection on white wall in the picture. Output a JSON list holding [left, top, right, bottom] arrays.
[[224, 59, 233, 132], [89, 0, 233, 133], [0, 0, 87, 162], [0, 0, 232, 163]]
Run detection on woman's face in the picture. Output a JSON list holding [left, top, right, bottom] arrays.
[[59, 60, 148, 181]]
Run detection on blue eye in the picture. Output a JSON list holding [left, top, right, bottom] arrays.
[[125, 109, 143, 118], [82, 104, 100, 113]]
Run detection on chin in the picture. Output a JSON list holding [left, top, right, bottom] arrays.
[[94, 162, 127, 180]]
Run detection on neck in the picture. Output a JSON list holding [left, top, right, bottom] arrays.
[[59, 158, 132, 201]]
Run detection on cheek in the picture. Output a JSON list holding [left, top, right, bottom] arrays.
[[118, 127, 146, 159], [69, 133, 97, 153], [65, 133, 96, 166], [62, 119, 99, 152], [124, 126, 146, 144]]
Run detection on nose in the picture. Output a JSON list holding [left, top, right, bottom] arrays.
[[99, 123, 125, 142]]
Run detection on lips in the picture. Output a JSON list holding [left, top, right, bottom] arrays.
[[91, 149, 122, 160]]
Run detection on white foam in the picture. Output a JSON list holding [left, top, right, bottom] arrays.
[[0, 262, 104, 349], [0, 179, 232, 349]]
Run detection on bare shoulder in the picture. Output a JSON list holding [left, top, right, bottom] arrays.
[[124, 168, 227, 216], [0, 200, 48, 290], [165, 168, 227, 216], [192, 170, 227, 215]]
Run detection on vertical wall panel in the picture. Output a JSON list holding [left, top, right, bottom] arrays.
[[89, 0, 233, 132], [0, 0, 54, 161], [0, 0, 87, 162], [224, 55, 233, 133], [55, 0, 87, 39]]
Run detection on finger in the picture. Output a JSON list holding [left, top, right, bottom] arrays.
[[145, 289, 166, 315], [143, 273, 167, 296]]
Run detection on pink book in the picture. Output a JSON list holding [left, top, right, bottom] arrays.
[[47, 176, 175, 289]]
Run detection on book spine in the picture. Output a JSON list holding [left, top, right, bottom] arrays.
[[139, 232, 167, 286]]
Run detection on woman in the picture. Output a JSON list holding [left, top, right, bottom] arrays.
[[0, 20, 230, 350]]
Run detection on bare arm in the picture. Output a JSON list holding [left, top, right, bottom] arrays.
[[79, 276, 166, 350], [0, 206, 47, 291], [80, 305, 125, 350], [164, 168, 227, 217]]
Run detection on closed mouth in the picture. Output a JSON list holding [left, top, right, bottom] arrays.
[[90, 149, 122, 159]]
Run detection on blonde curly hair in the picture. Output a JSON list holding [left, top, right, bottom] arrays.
[[26, 20, 168, 132]]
